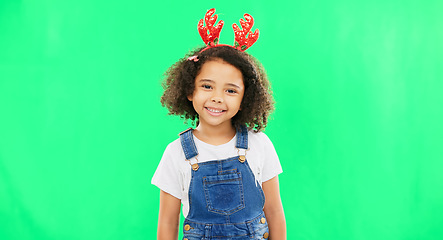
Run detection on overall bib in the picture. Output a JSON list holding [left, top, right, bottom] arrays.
[[179, 126, 269, 240]]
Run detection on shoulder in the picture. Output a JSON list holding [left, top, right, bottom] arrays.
[[248, 130, 275, 148], [247, 131, 278, 158], [163, 127, 193, 154], [162, 137, 184, 158], [167, 137, 182, 149], [156, 136, 189, 175]]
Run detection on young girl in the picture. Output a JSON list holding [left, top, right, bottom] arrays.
[[152, 9, 286, 239]]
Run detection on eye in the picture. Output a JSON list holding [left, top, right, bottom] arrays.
[[226, 89, 238, 94], [201, 84, 212, 89]]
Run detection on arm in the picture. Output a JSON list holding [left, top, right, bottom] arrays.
[[157, 190, 181, 240], [263, 176, 286, 240]]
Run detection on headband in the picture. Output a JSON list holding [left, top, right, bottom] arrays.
[[197, 8, 259, 52]]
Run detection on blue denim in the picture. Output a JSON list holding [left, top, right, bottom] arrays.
[[179, 126, 269, 239]]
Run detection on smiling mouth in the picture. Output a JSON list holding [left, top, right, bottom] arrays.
[[205, 107, 226, 114]]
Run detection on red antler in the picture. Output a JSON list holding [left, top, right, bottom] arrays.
[[232, 13, 259, 51], [198, 8, 224, 46]]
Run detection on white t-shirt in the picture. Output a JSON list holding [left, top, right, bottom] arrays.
[[151, 130, 282, 217]]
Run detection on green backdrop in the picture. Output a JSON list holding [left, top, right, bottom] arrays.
[[1, 0, 442, 239]]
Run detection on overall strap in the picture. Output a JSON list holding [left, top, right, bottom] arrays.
[[235, 125, 249, 150], [236, 125, 249, 163], [179, 128, 198, 160], [179, 126, 248, 166]]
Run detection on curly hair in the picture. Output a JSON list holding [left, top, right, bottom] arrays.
[[160, 45, 274, 132]]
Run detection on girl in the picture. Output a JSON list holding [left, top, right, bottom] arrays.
[[152, 9, 286, 240]]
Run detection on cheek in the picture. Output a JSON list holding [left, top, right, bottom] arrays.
[[189, 91, 209, 108], [231, 96, 244, 110]]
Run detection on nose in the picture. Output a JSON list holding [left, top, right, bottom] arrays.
[[211, 95, 223, 103]]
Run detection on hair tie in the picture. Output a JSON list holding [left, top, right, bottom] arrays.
[[187, 55, 199, 62]]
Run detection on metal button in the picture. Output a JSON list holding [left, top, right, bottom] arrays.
[[260, 217, 266, 224], [184, 224, 191, 231], [238, 155, 246, 163], [184, 238, 189, 240], [191, 163, 199, 171], [263, 232, 269, 238]]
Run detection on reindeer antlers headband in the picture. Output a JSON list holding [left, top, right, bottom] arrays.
[[197, 8, 259, 52]]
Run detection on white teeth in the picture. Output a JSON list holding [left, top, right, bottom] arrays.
[[207, 108, 223, 113]]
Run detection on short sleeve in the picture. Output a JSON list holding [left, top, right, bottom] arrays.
[[260, 133, 283, 182], [151, 143, 183, 199]]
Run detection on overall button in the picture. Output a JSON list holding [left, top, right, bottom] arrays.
[[184, 238, 188, 240], [184, 224, 191, 231], [260, 217, 266, 224], [191, 163, 199, 171], [263, 232, 269, 238]]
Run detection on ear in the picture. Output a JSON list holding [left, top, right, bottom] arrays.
[[187, 94, 193, 101]]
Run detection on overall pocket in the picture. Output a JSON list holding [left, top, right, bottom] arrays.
[[203, 172, 245, 215]]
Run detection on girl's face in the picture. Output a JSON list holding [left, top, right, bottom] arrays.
[[188, 59, 244, 130]]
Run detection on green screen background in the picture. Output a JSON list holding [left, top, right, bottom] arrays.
[[1, 0, 442, 239]]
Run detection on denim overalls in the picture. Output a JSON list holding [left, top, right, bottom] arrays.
[[179, 126, 269, 239]]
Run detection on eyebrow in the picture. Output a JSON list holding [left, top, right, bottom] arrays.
[[198, 79, 215, 83], [226, 83, 242, 89], [198, 79, 242, 89]]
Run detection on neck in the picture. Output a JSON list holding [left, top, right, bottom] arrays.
[[193, 122, 236, 146]]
